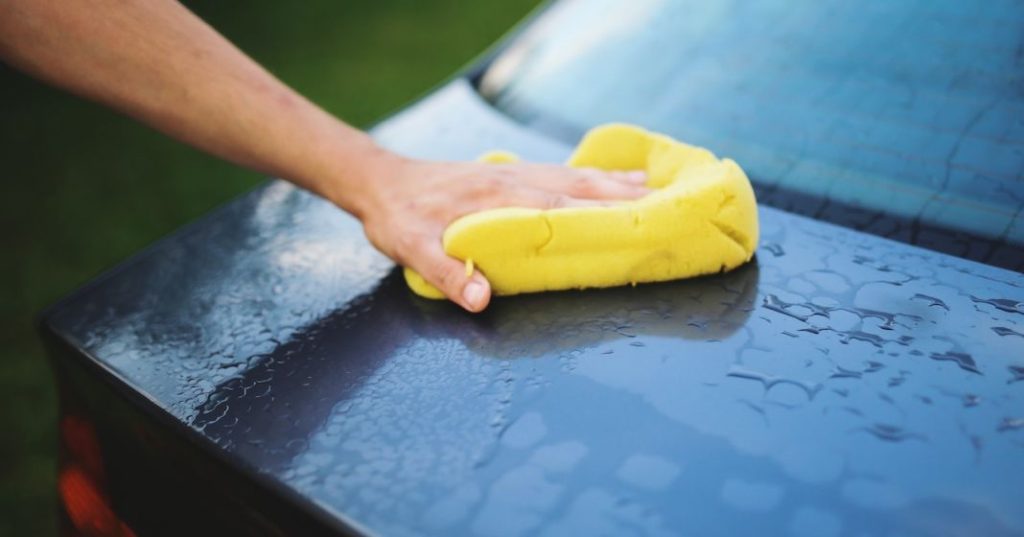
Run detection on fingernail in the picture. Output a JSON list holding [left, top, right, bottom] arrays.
[[462, 281, 485, 310]]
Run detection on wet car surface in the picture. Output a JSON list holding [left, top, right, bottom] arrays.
[[41, 1, 1024, 535], [42, 79, 1024, 535], [480, 0, 1024, 271]]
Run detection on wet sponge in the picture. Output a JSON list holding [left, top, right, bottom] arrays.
[[404, 123, 759, 299]]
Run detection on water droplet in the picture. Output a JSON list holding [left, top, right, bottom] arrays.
[[763, 243, 785, 257], [863, 361, 885, 373], [860, 423, 926, 442], [930, 351, 981, 375], [829, 366, 862, 380], [997, 417, 1024, 433], [992, 326, 1024, 338], [971, 296, 1024, 315], [726, 365, 822, 400], [911, 294, 949, 311]]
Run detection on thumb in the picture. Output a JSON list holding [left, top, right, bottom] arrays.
[[407, 241, 491, 312]]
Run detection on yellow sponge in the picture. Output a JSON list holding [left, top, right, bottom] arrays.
[[404, 123, 759, 299]]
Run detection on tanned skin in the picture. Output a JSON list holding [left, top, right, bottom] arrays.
[[0, 0, 647, 311]]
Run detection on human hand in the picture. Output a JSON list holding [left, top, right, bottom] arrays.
[[354, 156, 650, 312]]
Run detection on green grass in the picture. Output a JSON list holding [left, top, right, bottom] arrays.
[[0, 1, 540, 534]]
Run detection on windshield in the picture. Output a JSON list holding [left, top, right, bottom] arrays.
[[480, 0, 1024, 266]]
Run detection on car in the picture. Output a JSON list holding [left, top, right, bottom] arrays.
[[39, 1, 1023, 535]]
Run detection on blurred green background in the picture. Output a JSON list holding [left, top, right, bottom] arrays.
[[0, 1, 540, 534]]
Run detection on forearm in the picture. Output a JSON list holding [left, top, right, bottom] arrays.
[[0, 0, 651, 312], [0, 0, 391, 216]]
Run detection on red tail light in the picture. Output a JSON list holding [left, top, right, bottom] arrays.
[[58, 416, 136, 537], [61, 416, 104, 481]]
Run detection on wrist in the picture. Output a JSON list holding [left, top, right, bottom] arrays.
[[318, 134, 411, 221]]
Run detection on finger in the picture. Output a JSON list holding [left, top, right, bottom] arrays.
[[540, 192, 615, 209], [405, 236, 491, 312], [458, 182, 612, 213], [605, 169, 649, 184], [525, 167, 650, 201], [571, 168, 651, 199], [507, 187, 616, 210]]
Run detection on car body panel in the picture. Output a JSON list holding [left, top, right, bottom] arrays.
[[41, 79, 1024, 536], [478, 0, 1024, 269]]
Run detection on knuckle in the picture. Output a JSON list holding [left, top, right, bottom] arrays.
[[395, 232, 424, 259], [491, 167, 515, 180], [547, 194, 572, 209], [472, 177, 504, 197], [570, 176, 598, 195], [434, 260, 463, 289]]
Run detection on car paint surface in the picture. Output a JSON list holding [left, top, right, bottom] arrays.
[[480, 0, 1024, 269], [43, 80, 1024, 536]]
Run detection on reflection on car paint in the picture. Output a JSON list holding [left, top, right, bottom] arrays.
[[47, 178, 1024, 536], [45, 81, 1024, 536], [480, 0, 1024, 271]]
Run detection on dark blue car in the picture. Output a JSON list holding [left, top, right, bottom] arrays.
[[40, 1, 1024, 535]]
